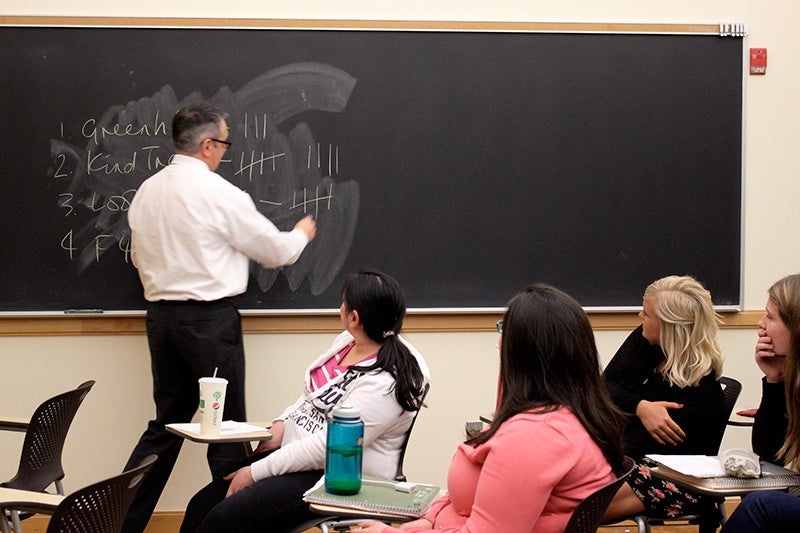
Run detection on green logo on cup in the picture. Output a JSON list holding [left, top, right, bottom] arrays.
[[213, 391, 222, 401]]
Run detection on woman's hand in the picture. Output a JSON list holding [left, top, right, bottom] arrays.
[[636, 399, 686, 446], [352, 518, 433, 532], [253, 420, 283, 453], [252, 420, 284, 454], [352, 520, 392, 532], [755, 328, 787, 383], [397, 519, 433, 530], [224, 466, 255, 497]]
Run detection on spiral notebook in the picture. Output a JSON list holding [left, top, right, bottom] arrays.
[[303, 477, 441, 518]]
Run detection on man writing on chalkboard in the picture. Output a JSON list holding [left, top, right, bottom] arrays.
[[122, 102, 316, 533]]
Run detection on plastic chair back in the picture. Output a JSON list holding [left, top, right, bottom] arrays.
[[564, 456, 636, 533], [2, 380, 94, 492], [713, 377, 743, 452], [393, 383, 430, 482], [46, 454, 157, 533]]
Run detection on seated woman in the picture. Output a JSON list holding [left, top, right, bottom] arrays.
[[722, 274, 800, 532], [356, 283, 626, 533], [180, 270, 430, 533], [603, 275, 725, 520]]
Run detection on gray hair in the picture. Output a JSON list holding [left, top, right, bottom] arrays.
[[171, 103, 228, 153]]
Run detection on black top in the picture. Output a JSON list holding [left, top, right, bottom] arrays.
[[604, 326, 724, 459], [752, 378, 789, 465]]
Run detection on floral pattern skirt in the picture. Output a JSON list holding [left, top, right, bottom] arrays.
[[628, 456, 704, 518]]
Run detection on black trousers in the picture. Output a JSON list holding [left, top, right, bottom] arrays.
[[180, 448, 323, 533], [121, 299, 249, 533]]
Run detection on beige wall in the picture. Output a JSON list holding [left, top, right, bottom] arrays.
[[1, 0, 799, 514]]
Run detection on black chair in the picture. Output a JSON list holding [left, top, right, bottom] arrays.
[[609, 376, 743, 533], [564, 456, 636, 533], [0, 380, 95, 533], [0, 454, 156, 533], [45, 454, 156, 533], [290, 383, 430, 533]]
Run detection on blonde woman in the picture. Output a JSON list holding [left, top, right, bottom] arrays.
[[603, 275, 725, 520]]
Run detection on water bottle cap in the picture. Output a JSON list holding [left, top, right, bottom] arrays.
[[332, 405, 361, 420]]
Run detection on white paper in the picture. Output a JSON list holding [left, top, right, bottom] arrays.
[[166, 421, 267, 436], [646, 454, 727, 478]]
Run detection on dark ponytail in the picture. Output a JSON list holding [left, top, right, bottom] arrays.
[[342, 271, 426, 412]]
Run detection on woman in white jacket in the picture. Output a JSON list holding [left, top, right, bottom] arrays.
[[181, 270, 430, 533]]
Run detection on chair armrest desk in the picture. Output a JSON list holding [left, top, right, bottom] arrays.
[[0, 486, 64, 514], [652, 464, 800, 497], [165, 423, 271, 444], [0, 416, 30, 432]]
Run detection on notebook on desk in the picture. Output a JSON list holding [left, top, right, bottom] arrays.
[[303, 476, 441, 518]]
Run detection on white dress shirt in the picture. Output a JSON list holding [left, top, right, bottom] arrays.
[[128, 155, 309, 302]]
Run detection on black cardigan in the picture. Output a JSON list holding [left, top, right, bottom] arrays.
[[604, 326, 724, 459], [752, 377, 789, 465]]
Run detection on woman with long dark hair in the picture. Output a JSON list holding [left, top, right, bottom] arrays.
[[180, 270, 429, 532], [356, 283, 625, 533]]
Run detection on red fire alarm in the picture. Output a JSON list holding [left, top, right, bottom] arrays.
[[750, 48, 767, 75]]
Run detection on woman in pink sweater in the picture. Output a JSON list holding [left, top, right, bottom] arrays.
[[357, 283, 626, 533]]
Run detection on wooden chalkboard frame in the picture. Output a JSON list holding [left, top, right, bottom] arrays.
[[0, 309, 762, 337], [0, 17, 726, 33], [0, 17, 745, 333]]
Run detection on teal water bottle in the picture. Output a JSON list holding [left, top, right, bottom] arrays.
[[325, 405, 364, 495]]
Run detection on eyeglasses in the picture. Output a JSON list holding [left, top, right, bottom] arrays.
[[496, 319, 503, 333], [209, 138, 232, 150]]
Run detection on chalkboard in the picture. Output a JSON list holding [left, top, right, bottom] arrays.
[[0, 22, 743, 313]]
